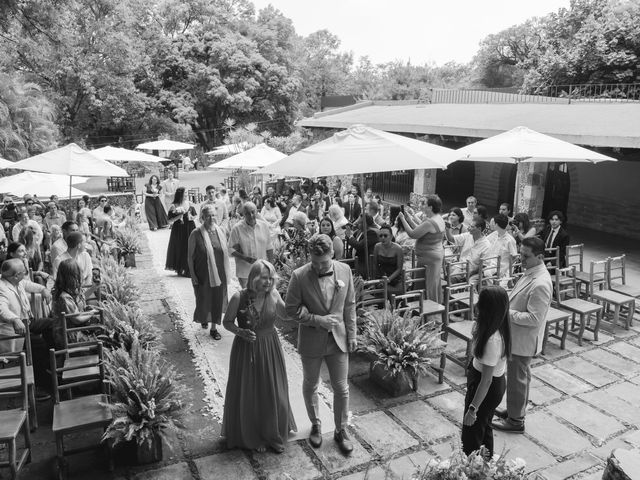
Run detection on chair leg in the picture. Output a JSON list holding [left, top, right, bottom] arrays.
[[612, 304, 620, 331], [28, 384, 38, 431], [9, 438, 17, 480], [593, 311, 601, 342], [24, 417, 32, 465], [438, 352, 445, 384], [55, 433, 66, 480], [577, 314, 586, 346], [560, 318, 568, 350]]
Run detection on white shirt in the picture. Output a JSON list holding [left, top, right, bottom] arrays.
[[228, 220, 272, 278], [546, 227, 560, 248], [473, 331, 506, 377], [12, 220, 43, 245], [486, 231, 518, 278], [52, 250, 93, 286], [461, 207, 476, 226], [317, 271, 336, 305], [50, 238, 67, 268], [454, 232, 491, 273]]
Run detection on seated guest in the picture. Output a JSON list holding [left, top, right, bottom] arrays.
[[332, 195, 343, 209], [486, 215, 518, 279], [1, 196, 19, 239], [373, 195, 384, 218], [0, 258, 53, 399], [538, 210, 570, 268], [13, 207, 43, 246], [71, 198, 93, 225], [343, 193, 361, 224], [373, 224, 404, 301], [498, 203, 513, 221], [51, 221, 78, 268], [510, 213, 537, 245], [52, 232, 92, 287], [447, 208, 468, 236], [51, 258, 98, 350], [445, 218, 491, 284], [92, 195, 108, 223], [18, 228, 49, 285], [26, 205, 42, 225], [461, 196, 477, 226], [345, 214, 379, 279], [43, 202, 67, 238], [318, 216, 344, 260], [474, 205, 492, 236], [282, 195, 302, 227], [367, 201, 384, 228], [328, 204, 348, 239]]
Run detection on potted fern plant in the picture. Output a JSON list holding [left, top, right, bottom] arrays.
[[359, 308, 445, 397], [102, 340, 187, 464], [114, 226, 142, 267]]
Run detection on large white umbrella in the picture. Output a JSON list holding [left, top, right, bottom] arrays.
[[10, 143, 128, 198], [255, 124, 455, 177], [0, 157, 15, 169], [209, 144, 286, 170], [91, 146, 163, 163], [454, 126, 617, 164], [204, 142, 250, 156], [0, 172, 88, 198], [135, 139, 195, 151]]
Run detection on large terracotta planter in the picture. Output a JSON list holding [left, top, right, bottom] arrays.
[[369, 362, 417, 397], [136, 434, 163, 464]]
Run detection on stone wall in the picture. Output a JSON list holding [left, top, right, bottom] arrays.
[[22, 192, 137, 213]]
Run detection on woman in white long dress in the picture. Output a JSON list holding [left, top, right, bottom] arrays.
[[260, 198, 282, 240]]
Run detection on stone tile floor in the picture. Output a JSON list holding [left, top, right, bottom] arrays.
[[17, 234, 640, 480]]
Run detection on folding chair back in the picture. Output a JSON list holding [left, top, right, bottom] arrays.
[[0, 352, 29, 411], [357, 278, 388, 311], [477, 255, 501, 291], [49, 342, 107, 403], [443, 259, 470, 288], [608, 255, 627, 287], [588, 259, 609, 297], [544, 247, 560, 275], [403, 266, 428, 295], [565, 244, 584, 272], [555, 266, 578, 302], [391, 290, 424, 319], [444, 283, 475, 324]]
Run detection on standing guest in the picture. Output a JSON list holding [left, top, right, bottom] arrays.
[[461, 196, 477, 226], [250, 186, 263, 210], [52, 231, 93, 287], [343, 193, 361, 224], [166, 187, 197, 277], [50, 221, 78, 269], [200, 185, 229, 229], [486, 215, 518, 280], [285, 234, 356, 455], [319, 217, 344, 260], [509, 213, 537, 245], [373, 224, 404, 301], [18, 228, 49, 285], [492, 237, 552, 434], [222, 260, 297, 453], [447, 208, 468, 236], [228, 202, 273, 288], [328, 205, 348, 240], [187, 205, 231, 340], [363, 188, 374, 206], [538, 210, 570, 268], [462, 286, 511, 458], [144, 175, 169, 231], [281, 194, 302, 227], [367, 201, 384, 227], [1, 196, 19, 237], [92, 195, 109, 224], [160, 169, 179, 212], [43, 202, 67, 247], [331, 195, 344, 209], [220, 188, 232, 213], [71, 198, 93, 225], [261, 198, 282, 240], [262, 186, 276, 205], [499, 203, 513, 221], [13, 208, 43, 246], [345, 214, 379, 279], [397, 195, 445, 302]]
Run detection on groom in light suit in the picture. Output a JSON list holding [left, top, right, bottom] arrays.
[[286, 234, 357, 455]]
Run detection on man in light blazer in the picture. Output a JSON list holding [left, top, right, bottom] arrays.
[[285, 234, 357, 454], [493, 237, 552, 433]]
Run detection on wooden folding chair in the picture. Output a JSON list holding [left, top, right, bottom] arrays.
[[553, 266, 603, 347], [608, 255, 640, 302], [403, 266, 427, 295], [438, 284, 475, 383], [476, 255, 501, 291], [0, 353, 32, 480], [58, 309, 105, 385], [590, 259, 635, 331], [391, 290, 425, 319], [49, 342, 112, 480], [544, 246, 560, 275], [357, 278, 388, 311]]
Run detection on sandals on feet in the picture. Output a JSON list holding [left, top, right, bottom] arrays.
[[210, 329, 221, 340], [255, 446, 267, 453], [201, 323, 208, 329]]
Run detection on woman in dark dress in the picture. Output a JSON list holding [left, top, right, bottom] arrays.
[[144, 175, 168, 231], [345, 214, 379, 279], [166, 187, 196, 277], [373, 224, 404, 301], [222, 260, 296, 453]]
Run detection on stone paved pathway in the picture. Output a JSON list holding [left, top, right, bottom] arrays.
[[133, 227, 640, 480]]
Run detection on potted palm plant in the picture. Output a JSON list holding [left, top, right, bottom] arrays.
[[114, 226, 142, 267], [359, 307, 445, 397], [102, 340, 187, 464]]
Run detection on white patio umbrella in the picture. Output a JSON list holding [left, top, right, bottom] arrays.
[[209, 144, 286, 170], [10, 143, 128, 199], [91, 146, 163, 163], [255, 124, 455, 277], [454, 126, 617, 164], [0, 172, 89, 198], [204, 142, 250, 156], [0, 157, 15, 169], [135, 139, 195, 151], [255, 124, 455, 177]]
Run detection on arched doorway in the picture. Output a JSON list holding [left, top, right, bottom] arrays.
[[436, 162, 475, 208], [497, 164, 517, 211]]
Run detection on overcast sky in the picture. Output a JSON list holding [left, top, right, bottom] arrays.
[[251, 0, 570, 65]]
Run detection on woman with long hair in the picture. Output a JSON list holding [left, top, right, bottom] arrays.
[[18, 227, 48, 284], [373, 224, 404, 300], [250, 186, 263, 210], [462, 285, 511, 458], [166, 187, 197, 277], [260, 197, 282, 240], [319, 216, 343, 260], [144, 174, 169, 231], [345, 213, 379, 279], [222, 260, 297, 453], [510, 212, 536, 245], [51, 258, 98, 350]]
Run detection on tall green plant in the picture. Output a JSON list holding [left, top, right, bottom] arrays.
[[102, 340, 187, 448], [98, 298, 161, 352], [96, 254, 140, 307]]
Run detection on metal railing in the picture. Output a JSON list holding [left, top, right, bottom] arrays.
[[369, 170, 414, 205]]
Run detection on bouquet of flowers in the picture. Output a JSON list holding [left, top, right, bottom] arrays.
[[413, 447, 527, 480]]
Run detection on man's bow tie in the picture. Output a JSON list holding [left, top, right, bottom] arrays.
[[318, 271, 334, 278]]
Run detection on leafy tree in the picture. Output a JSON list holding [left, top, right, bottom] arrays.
[[0, 72, 58, 160]]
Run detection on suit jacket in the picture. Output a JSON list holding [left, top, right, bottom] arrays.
[[538, 226, 570, 267], [344, 202, 361, 223], [285, 260, 356, 357], [508, 263, 553, 357]]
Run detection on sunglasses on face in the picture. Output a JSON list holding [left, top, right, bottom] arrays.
[[378, 233, 389, 238]]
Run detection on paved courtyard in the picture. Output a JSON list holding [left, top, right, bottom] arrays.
[[131, 227, 640, 480]]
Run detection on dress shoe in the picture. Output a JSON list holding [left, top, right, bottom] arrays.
[[493, 408, 508, 420], [334, 429, 353, 455], [35, 389, 51, 402], [309, 424, 322, 448], [491, 418, 524, 433]]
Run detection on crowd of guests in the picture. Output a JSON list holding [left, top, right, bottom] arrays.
[[0, 193, 127, 401]]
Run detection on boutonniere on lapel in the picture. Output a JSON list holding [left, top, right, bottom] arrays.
[[335, 277, 345, 291]]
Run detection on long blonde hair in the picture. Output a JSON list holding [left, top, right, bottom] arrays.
[[246, 260, 278, 323]]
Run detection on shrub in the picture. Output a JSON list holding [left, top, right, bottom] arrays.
[[98, 298, 161, 352], [96, 254, 140, 307]]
